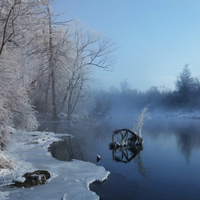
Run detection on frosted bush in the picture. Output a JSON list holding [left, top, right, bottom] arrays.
[[0, 151, 14, 170], [133, 105, 150, 137], [0, 85, 38, 172], [0, 86, 38, 131], [0, 126, 15, 173]]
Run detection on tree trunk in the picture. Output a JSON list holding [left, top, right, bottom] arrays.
[[47, 3, 57, 120]]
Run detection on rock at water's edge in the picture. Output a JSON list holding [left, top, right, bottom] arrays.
[[10, 170, 50, 188]]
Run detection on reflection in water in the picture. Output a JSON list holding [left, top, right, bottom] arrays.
[[175, 124, 200, 163], [46, 121, 114, 163], [134, 152, 149, 178], [143, 118, 200, 163], [49, 137, 84, 161], [40, 118, 200, 200], [40, 118, 200, 165], [110, 145, 143, 163], [109, 144, 149, 178]]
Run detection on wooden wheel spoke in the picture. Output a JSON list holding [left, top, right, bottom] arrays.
[[112, 128, 143, 147]]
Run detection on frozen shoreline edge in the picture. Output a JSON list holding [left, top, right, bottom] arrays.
[[0, 131, 110, 200]]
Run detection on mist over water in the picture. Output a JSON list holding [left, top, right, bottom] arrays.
[[40, 116, 200, 200]]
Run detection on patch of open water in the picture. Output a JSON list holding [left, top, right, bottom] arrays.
[[39, 117, 200, 200]]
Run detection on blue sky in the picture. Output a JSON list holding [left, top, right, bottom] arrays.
[[52, 0, 200, 91]]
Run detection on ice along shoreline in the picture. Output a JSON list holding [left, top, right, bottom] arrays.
[[0, 131, 110, 200]]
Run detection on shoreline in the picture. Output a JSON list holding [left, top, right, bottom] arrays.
[[0, 131, 110, 200]]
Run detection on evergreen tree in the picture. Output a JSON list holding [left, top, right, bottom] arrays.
[[175, 64, 194, 105]]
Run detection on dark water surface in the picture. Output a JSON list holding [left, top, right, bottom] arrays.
[[39, 118, 200, 200]]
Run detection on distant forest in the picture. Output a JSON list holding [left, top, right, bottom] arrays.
[[90, 65, 200, 119]]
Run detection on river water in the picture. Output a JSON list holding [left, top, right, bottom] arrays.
[[39, 117, 200, 200]]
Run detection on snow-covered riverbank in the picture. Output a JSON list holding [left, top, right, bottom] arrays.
[[0, 131, 110, 200]]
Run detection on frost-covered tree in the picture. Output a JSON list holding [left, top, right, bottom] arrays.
[[175, 64, 195, 104], [90, 91, 112, 120], [0, 0, 116, 124], [0, 0, 21, 56], [120, 80, 131, 93], [0, 0, 46, 130], [59, 23, 115, 120], [30, 20, 116, 120], [0, 83, 38, 131]]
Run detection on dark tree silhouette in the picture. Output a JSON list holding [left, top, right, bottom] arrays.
[[175, 64, 194, 105]]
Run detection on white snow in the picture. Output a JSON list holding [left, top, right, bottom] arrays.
[[13, 176, 26, 183], [149, 110, 200, 119], [0, 191, 9, 200], [0, 131, 110, 200]]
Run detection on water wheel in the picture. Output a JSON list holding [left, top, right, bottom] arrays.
[[111, 128, 142, 148]]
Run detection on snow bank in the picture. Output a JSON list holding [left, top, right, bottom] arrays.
[[0, 131, 110, 200], [0, 191, 9, 200], [150, 110, 200, 119]]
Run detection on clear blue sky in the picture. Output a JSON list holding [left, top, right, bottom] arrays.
[[52, 0, 200, 91]]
